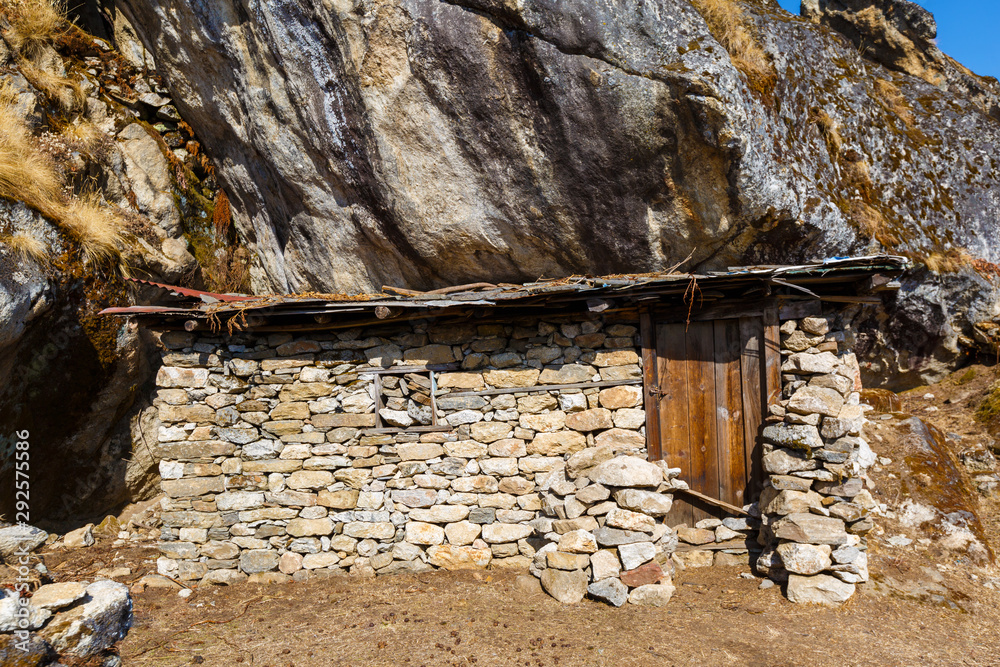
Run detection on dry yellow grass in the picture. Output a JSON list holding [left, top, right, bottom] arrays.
[[689, 0, 777, 98], [807, 106, 843, 163], [0, 81, 123, 264], [0, 1, 126, 270], [63, 192, 124, 264], [61, 117, 112, 158], [20, 60, 85, 112], [873, 78, 916, 127], [2, 1, 84, 114], [0, 82, 64, 219], [207, 246, 251, 293], [841, 148, 873, 198], [849, 200, 887, 242], [0, 0, 64, 58], [0, 231, 47, 262], [924, 248, 974, 274]]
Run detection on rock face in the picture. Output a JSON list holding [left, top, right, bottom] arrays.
[[801, 0, 1000, 120], [0, 13, 211, 520], [113, 0, 1000, 388]]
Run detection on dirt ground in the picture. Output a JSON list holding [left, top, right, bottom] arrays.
[[111, 565, 1000, 667], [29, 365, 1000, 667]]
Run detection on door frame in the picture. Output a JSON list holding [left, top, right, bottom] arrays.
[[640, 298, 784, 513]]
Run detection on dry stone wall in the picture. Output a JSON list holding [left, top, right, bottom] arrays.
[[526, 456, 685, 607], [152, 315, 656, 591], [756, 315, 876, 605], [151, 308, 879, 606]]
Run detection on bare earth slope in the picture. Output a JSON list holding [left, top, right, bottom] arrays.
[[111, 567, 1000, 666]]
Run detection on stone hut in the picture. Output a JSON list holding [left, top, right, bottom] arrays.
[[102, 255, 907, 606]]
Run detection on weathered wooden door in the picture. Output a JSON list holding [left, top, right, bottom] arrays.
[[644, 313, 779, 526]]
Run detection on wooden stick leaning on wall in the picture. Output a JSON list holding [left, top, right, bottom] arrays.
[[673, 487, 750, 517]]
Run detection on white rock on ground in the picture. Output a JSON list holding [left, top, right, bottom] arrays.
[[786, 573, 856, 605], [587, 578, 628, 607], [0, 524, 48, 558], [28, 582, 88, 611], [0, 590, 52, 631], [63, 524, 95, 548], [627, 583, 675, 606], [41, 580, 133, 658], [203, 569, 249, 585]]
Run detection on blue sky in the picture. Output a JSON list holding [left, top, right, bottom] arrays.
[[775, 0, 999, 80]]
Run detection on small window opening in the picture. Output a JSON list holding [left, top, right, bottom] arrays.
[[362, 364, 458, 433]]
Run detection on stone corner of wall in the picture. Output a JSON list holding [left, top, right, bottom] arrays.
[[757, 314, 874, 605]]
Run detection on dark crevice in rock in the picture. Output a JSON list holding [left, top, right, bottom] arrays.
[[436, 0, 681, 87]]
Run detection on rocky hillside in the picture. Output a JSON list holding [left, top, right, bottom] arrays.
[[2, 0, 1000, 519], [0, 0, 239, 520]]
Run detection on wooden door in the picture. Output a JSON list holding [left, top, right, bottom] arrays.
[[648, 315, 775, 526]]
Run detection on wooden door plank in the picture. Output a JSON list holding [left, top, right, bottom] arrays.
[[673, 487, 750, 517], [754, 308, 782, 501], [373, 374, 384, 428], [739, 316, 764, 502], [653, 301, 765, 324], [763, 307, 782, 409], [657, 322, 692, 527], [685, 320, 717, 524], [640, 309, 662, 462], [713, 319, 732, 506], [714, 319, 747, 509]]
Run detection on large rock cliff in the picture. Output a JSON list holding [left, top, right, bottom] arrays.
[[111, 0, 999, 376], [801, 0, 1000, 119]]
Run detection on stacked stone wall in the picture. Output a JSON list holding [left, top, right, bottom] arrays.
[[151, 307, 877, 606], [152, 315, 655, 586], [756, 314, 876, 605]]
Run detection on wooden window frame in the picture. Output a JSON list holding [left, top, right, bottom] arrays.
[[359, 363, 460, 434]]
